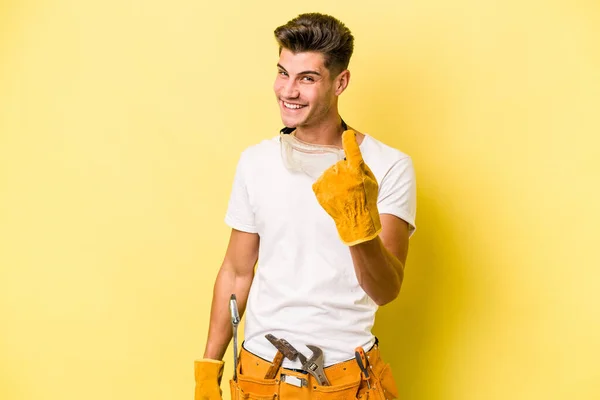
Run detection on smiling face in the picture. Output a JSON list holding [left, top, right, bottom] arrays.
[[274, 48, 348, 130]]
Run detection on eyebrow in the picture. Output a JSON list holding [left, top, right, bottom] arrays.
[[277, 63, 321, 76]]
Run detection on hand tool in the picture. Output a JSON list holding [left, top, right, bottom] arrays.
[[265, 334, 300, 361], [265, 334, 303, 383], [263, 350, 284, 379], [265, 333, 306, 386], [302, 345, 331, 386], [229, 294, 241, 381], [354, 346, 371, 389], [264, 334, 297, 379], [265, 335, 330, 386]]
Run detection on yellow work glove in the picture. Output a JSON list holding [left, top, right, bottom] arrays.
[[312, 130, 382, 246], [194, 359, 224, 400]]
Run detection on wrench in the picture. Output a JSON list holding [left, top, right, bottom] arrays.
[[301, 345, 330, 387]]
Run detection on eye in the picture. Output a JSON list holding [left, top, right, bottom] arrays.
[[302, 76, 315, 82], [278, 70, 288, 77]]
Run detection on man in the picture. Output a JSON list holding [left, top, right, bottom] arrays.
[[194, 12, 416, 400]]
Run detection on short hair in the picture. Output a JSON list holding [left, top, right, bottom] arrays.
[[274, 13, 354, 76]]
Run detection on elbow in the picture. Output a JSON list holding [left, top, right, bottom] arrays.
[[373, 255, 405, 306], [372, 285, 400, 306], [357, 256, 405, 306], [371, 275, 402, 306]]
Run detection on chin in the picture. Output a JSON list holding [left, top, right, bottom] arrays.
[[280, 120, 295, 128], [280, 117, 300, 129]]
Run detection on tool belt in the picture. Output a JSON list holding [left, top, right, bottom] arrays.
[[229, 340, 399, 400]]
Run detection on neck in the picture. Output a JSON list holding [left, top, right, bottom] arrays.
[[294, 114, 346, 147]]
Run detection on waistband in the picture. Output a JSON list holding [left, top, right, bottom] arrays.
[[237, 337, 383, 384], [282, 337, 379, 375], [241, 337, 379, 372]]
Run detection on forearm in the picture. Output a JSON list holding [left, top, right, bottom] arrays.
[[348, 236, 404, 306], [203, 266, 254, 360]]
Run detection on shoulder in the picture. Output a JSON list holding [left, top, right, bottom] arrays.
[[237, 135, 280, 165], [361, 134, 413, 169]]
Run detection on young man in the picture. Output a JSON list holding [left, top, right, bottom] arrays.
[[194, 12, 416, 400]]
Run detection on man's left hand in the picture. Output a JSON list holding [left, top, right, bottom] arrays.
[[312, 130, 381, 246]]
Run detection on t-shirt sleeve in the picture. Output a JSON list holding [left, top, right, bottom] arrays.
[[377, 156, 417, 237], [224, 151, 258, 233]]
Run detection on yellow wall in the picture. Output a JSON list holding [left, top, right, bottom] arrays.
[[1, 1, 599, 399]]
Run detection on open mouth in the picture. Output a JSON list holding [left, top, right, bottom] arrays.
[[282, 101, 307, 110]]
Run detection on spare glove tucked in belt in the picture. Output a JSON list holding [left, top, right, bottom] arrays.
[[312, 130, 382, 246]]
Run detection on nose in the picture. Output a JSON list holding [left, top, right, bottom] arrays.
[[281, 78, 299, 99]]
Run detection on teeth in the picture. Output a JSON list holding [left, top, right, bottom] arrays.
[[284, 102, 303, 109]]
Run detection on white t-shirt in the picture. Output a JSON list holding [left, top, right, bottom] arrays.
[[224, 133, 417, 368]]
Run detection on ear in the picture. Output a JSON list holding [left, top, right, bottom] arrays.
[[334, 69, 351, 96]]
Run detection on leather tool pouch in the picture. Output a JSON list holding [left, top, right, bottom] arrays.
[[230, 361, 278, 399], [230, 345, 399, 400], [230, 376, 279, 400], [230, 349, 279, 400], [360, 361, 399, 399], [312, 378, 362, 400]]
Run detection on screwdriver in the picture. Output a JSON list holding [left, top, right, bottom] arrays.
[[354, 346, 371, 389]]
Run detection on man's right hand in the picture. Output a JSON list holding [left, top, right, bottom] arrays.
[[198, 229, 258, 398], [194, 359, 225, 400]]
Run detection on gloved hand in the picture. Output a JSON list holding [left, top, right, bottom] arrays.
[[312, 130, 382, 246], [194, 359, 224, 400]]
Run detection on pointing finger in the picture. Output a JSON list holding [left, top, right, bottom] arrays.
[[342, 130, 363, 167]]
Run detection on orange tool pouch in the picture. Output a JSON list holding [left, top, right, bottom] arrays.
[[229, 342, 399, 399]]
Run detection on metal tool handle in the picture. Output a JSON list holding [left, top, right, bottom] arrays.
[[230, 294, 240, 326], [229, 294, 240, 381]]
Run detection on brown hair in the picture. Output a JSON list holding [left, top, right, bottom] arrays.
[[274, 13, 354, 76]]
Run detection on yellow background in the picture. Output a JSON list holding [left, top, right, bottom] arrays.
[[1, 1, 599, 399]]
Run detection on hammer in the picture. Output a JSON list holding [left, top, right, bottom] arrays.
[[263, 334, 299, 379]]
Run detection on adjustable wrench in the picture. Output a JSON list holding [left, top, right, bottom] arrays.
[[301, 345, 330, 387]]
